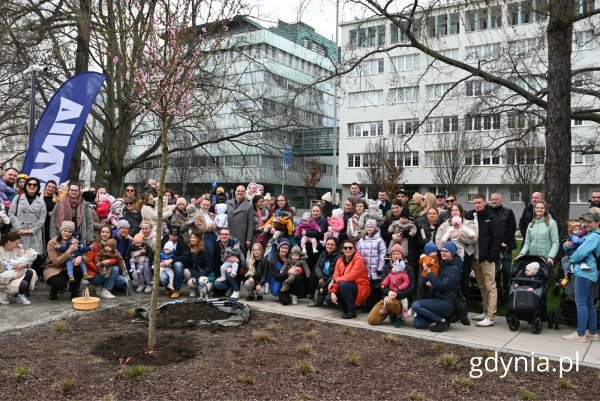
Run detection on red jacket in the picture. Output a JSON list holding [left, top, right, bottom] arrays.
[[330, 251, 371, 306]]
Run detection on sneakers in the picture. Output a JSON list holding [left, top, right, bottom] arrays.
[[586, 331, 599, 341], [476, 318, 494, 327], [136, 285, 145, 293], [246, 295, 255, 301], [16, 294, 31, 305], [164, 288, 173, 296], [189, 290, 197, 297], [230, 291, 240, 300], [402, 307, 409, 319], [99, 289, 116, 299], [68, 275, 75, 282], [407, 308, 416, 318], [471, 313, 486, 321], [430, 320, 450, 332], [563, 331, 588, 343], [215, 276, 227, 282], [291, 295, 298, 305], [144, 286, 153, 294], [341, 310, 357, 319], [170, 291, 180, 299]]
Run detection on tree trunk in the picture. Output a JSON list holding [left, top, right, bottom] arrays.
[[544, 1, 573, 240], [69, 0, 91, 184], [147, 117, 169, 353]]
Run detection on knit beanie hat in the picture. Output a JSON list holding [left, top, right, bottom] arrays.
[[368, 199, 381, 209], [176, 197, 187, 207], [302, 212, 311, 221], [277, 238, 290, 250], [365, 218, 378, 228], [331, 208, 343, 218], [186, 204, 197, 215], [117, 220, 130, 230], [291, 245, 302, 256], [525, 261, 540, 275], [164, 241, 174, 252], [441, 241, 457, 257], [399, 207, 410, 219], [451, 216, 462, 225], [133, 233, 143, 243], [389, 243, 405, 258], [424, 242, 438, 255], [98, 194, 109, 203], [321, 192, 332, 203], [60, 221, 75, 232]]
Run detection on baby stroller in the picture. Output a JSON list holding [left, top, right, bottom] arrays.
[[550, 261, 599, 329], [506, 255, 549, 334]]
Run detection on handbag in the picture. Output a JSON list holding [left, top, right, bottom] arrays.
[[453, 290, 470, 325]]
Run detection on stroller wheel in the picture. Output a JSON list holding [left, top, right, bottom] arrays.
[[532, 318, 543, 334], [507, 314, 520, 331]]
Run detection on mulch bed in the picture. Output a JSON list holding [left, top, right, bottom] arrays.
[[0, 303, 597, 401]]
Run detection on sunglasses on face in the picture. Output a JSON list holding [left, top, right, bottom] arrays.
[[446, 199, 455, 203], [126, 189, 135, 192], [26, 183, 38, 187], [343, 246, 354, 250]]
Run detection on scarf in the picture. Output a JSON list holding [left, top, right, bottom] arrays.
[[53, 195, 84, 231]]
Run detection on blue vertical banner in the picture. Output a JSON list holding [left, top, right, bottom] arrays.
[[283, 144, 293, 170], [21, 72, 106, 185]]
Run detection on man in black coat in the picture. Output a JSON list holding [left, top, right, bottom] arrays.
[[519, 192, 543, 244], [466, 193, 502, 328], [490, 193, 517, 303]]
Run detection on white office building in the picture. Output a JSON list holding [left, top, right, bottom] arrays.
[[338, 0, 599, 218], [123, 16, 338, 206]]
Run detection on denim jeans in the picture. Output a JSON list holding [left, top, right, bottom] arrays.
[[214, 273, 240, 292], [204, 232, 217, 271], [574, 276, 598, 336], [325, 281, 358, 313], [89, 266, 127, 291], [159, 261, 184, 290], [412, 297, 454, 329]]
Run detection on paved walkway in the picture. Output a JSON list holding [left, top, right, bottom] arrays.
[[1, 287, 599, 369]]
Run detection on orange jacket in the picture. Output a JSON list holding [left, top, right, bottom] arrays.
[[330, 251, 371, 306]]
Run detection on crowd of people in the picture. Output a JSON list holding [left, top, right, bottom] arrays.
[[1, 162, 599, 338]]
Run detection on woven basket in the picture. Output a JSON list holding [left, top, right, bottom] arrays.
[[72, 287, 100, 311]]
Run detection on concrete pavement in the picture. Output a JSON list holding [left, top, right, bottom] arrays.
[[1, 285, 599, 369]]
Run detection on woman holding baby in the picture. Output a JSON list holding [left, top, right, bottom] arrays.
[[0, 232, 38, 305]]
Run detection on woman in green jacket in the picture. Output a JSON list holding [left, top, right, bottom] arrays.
[[518, 201, 559, 267]]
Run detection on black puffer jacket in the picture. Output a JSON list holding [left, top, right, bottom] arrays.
[[490, 205, 517, 250], [313, 250, 340, 280], [467, 205, 502, 263], [244, 257, 272, 286]]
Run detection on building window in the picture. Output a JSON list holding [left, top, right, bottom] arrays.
[[389, 86, 419, 103], [348, 90, 384, 107], [348, 153, 362, 168], [509, 38, 542, 57], [508, 76, 542, 92], [427, 49, 458, 67], [466, 7, 502, 31], [465, 80, 502, 97], [574, 31, 594, 50], [400, 151, 419, 167], [391, 54, 420, 71], [349, 25, 386, 48], [506, 147, 545, 165], [390, 119, 419, 136], [390, 21, 421, 43], [426, 83, 457, 100], [570, 185, 591, 203], [572, 119, 592, 127], [507, 113, 543, 129], [571, 148, 594, 165], [481, 149, 501, 165], [348, 121, 384, 138], [425, 116, 458, 133], [465, 43, 501, 63], [510, 187, 522, 203], [465, 114, 501, 131], [351, 58, 384, 76]]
